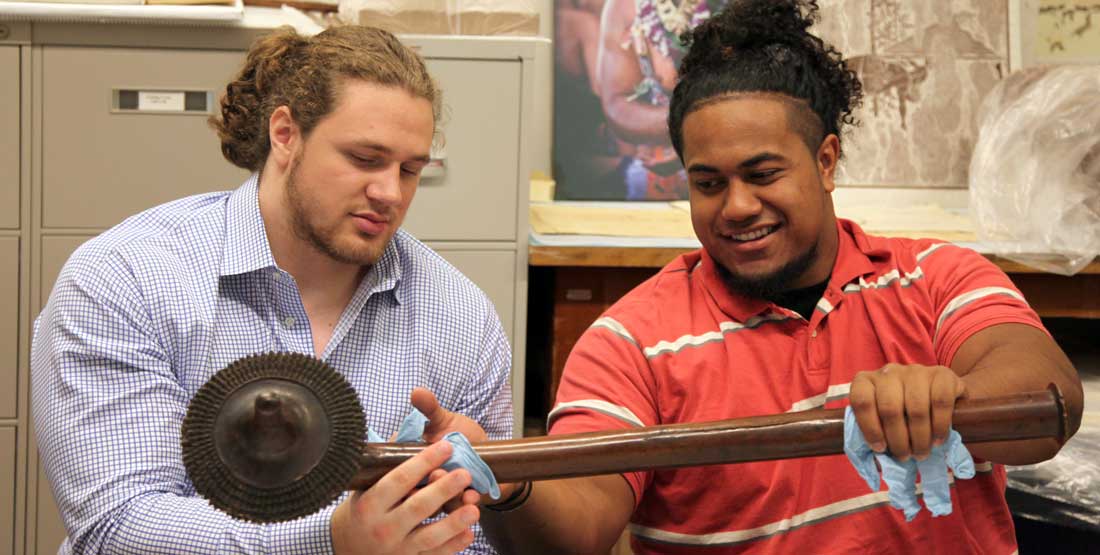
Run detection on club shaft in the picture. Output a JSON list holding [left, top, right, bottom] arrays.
[[349, 387, 1066, 490]]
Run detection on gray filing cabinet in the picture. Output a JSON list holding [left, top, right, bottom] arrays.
[[1, 40, 21, 555], [1, 428, 15, 555], [13, 25, 541, 555], [40, 46, 250, 229], [1, 46, 17, 230], [0, 237, 17, 421]]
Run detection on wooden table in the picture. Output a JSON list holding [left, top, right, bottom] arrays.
[[527, 244, 1100, 412]]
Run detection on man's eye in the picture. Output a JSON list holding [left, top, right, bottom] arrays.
[[400, 166, 421, 176], [350, 154, 381, 167], [748, 170, 781, 183], [693, 179, 722, 192]]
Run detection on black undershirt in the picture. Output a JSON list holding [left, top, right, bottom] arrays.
[[766, 278, 830, 320]]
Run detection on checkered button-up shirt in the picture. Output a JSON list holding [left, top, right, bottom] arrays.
[[31, 175, 512, 554]]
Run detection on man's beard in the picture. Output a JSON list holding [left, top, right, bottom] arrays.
[[284, 161, 387, 266], [716, 241, 819, 300]]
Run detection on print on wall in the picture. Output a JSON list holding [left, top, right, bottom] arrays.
[[552, 0, 1011, 200]]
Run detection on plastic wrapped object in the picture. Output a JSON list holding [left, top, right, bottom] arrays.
[[1006, 421, 1100, 531], [338, 0, 539, 36], [968, 65, 1100, 275]]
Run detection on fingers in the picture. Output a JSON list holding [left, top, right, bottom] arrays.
[[874, 368, 912, 461], [904, 376, 932, 460], [929, 368, 961, 448], [411, 387, 450, 441], [849, 371, 887, 453], [850, 365, 966, 462], [415, 512, 478, 555], [395, 468, 473, 531], [424, 469, 479, 514], [368, 441, 455, 513], [411, 387, 444, 424]]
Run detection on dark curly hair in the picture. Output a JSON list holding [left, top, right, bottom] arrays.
[[668, 0, 862, 158]]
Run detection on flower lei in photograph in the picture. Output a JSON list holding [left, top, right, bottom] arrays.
[[626, 0, 716, 105], [636, 0, 712, 58]]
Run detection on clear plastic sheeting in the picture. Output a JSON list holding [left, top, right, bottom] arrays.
[[1006, 359, 1100, 532], [969, 65, 1100, 275], [1006, 422, 1100, 531]]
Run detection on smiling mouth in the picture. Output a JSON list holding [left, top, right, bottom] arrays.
[[729, 225, 779, 242]]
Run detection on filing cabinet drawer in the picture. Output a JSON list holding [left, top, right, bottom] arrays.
[[41, 47, 249, 230], [1, 47, 18, 230], [0, 237, 17, 419], [1, 427, 13, 555], [39, 235, 89, 311], [403, 59, 522, 242], [430, 247, 516, 343]]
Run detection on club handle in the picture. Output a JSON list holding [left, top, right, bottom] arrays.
[[349, 386, 1065, 489]]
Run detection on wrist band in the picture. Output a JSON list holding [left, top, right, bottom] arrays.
[[484, 481, 532, 512]]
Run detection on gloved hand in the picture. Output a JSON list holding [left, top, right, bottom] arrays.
[[843, 406, 976, 521], [368, 408, 502, 499]]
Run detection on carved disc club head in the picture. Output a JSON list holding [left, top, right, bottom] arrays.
[[181, 353, 365, 523]]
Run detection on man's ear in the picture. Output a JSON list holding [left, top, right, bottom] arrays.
[[817, 134, 840, 193], [268, 106, 300, 170]]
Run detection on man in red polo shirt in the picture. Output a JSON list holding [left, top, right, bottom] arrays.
[[477, 1, 1084, 553]]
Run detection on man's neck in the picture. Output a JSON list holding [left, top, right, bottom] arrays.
[[257, 172, 365, 318]]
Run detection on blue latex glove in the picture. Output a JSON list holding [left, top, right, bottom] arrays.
[[368, 409, 502, 499], [843, 406, 975, 521]]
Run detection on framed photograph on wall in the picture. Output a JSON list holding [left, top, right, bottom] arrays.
[[552, 0, 1025, 199], [553, 0, 729, 200]]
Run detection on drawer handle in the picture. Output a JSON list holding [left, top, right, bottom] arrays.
[[113, 89, 213, 115]]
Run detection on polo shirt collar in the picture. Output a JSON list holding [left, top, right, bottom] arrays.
[[698, 218, 885, 322], [221, 173, 277, 277], [829, 219, 882, 290]]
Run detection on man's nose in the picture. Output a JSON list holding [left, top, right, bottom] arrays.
[[720, 181, 763, 222], [366, 165, 402, 207]]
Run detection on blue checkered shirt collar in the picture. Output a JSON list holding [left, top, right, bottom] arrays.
[[220, 173, 405, 305]]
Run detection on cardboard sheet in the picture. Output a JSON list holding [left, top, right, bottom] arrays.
[[530, 203, 695, 238], [534, 201, 976, 242]]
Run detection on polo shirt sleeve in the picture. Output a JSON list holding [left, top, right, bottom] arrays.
[[546, 313, 660, 505], [919, 243, 1046, 366], [31, 247, 336, 555]]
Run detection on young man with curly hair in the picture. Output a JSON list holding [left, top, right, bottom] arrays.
[[479, 1, 1083, 553], [32, 26, 510, 555]]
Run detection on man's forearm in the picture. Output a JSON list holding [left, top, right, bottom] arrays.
[[480, 475, 634, 555], [953, 324, 1084, 464]]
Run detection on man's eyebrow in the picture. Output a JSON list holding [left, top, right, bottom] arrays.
[[352, 141, 431, 164], [687, 163, 720, 173], [738, 152, 786, 168], [687, 152, 787, 174]]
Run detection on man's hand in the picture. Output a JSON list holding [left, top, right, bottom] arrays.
[[331, 441, 480, 555], [411, 388, 517, 508], [411, 387, 488, 444], [849, 364, 967, 461]]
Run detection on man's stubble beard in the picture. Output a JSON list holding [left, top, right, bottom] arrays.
[[715, 240, 820, 300], [284, 158, 389, 267]]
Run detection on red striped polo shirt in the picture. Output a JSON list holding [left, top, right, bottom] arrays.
[[549, 219, 1041, 554]]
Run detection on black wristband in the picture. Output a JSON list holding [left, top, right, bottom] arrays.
[[483, 481, 532, 512]]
